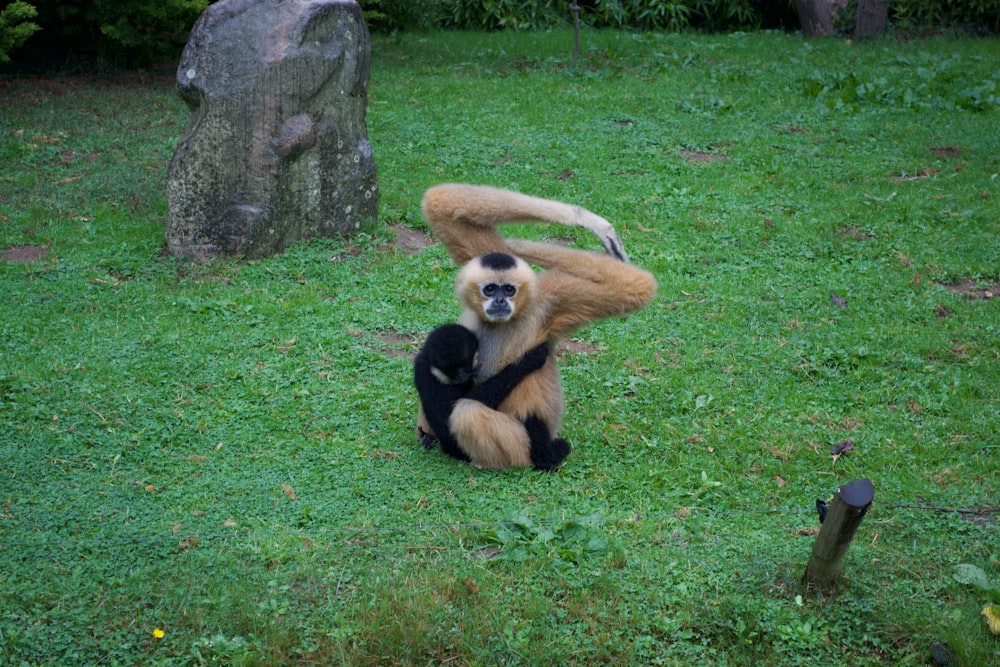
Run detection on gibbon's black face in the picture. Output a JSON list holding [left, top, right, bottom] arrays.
[[481, 280, 518, 320], [423, 324, 480, 389], [459, 252, 534, 324]]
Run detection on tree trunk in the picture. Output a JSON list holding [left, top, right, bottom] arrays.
[[855, 0, 888, 40], [795, 0, 847, 36]]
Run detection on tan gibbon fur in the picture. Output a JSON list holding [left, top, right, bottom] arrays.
[[418, 184, 657, 469]]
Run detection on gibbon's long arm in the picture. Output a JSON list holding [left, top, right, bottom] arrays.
[[505, 238, 657, 340], [422, 183, 631, 265], [466, 342, 548, 409]]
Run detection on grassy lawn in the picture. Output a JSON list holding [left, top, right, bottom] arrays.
[[1, 28, 999, 666]]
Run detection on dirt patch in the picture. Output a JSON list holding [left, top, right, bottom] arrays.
[[893, 167, 939, 182], [930, 145, 964, 159], [836, 225, 874, 241], [372, 331, 422, 359], [1, 74, 176, 110], [2, 73, 174, 96], [391, 223, 434, 256], [1, 245, 49, 263], [679, 149, 729, 164], [938, 279, 999, 300], [556, 339, 602, 356], [326, 246, 363, 262], [541, 169, 576, 181]]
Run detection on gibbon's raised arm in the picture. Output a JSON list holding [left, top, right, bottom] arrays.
[[506, 238, 657, 340], [422, 183, 630, 265]]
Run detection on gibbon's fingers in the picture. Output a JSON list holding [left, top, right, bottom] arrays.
[[572, 206, 629, 263], [417, 426, 438, 450]]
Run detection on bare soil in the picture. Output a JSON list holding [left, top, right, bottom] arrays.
[[1, 245, 49, 263]]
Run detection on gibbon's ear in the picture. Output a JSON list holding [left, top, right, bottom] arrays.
[[457, 253, 536, 324]]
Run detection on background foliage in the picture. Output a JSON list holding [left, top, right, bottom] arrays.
[[1, 0, 209, 70], [1, 0, 998, 71], [0, 1, 39, 63], [361, 0, 998, 33]]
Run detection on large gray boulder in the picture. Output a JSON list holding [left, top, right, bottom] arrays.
[[166, 0, 377, 260]]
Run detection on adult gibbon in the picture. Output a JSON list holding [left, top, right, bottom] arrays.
[[413, 323, 568, 470], [417, 184, 657, 469]]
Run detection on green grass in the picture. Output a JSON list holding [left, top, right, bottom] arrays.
[[2, 29, 999, 666]]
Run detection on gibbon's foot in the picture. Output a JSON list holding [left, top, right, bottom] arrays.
[[532, 437, 571, 472], [417, 426, 438, 450]]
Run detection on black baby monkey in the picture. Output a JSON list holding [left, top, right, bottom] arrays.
[[414, 324, 567, 470]]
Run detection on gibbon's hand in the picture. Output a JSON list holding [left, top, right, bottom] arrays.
[[572, 206, 629, 263], [465, 341, 549, 411], [417, 425, 439, 450], [521, 341, 549, 372]]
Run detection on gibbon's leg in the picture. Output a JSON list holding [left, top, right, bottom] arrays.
[[494, 356, 565, 442], [449, 399, 533, 469], [416, 405, 437, 449], [422, 183, 631, 265], [523, 415, 571, 471]]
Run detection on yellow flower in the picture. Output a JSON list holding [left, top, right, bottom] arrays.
[[153, 628, 165, 640], [983, 604, 1000, 635]]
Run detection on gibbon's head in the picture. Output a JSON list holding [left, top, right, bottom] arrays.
[[457, 252, 536, 324], [422, 324, 479, 389]]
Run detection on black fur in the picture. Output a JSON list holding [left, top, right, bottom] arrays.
[[524, 415, 571, 472], [414, 324, 549, 464], [479, 252, 518, 271]]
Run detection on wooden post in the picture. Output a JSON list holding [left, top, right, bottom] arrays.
[[802, 477, 874, 586]]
